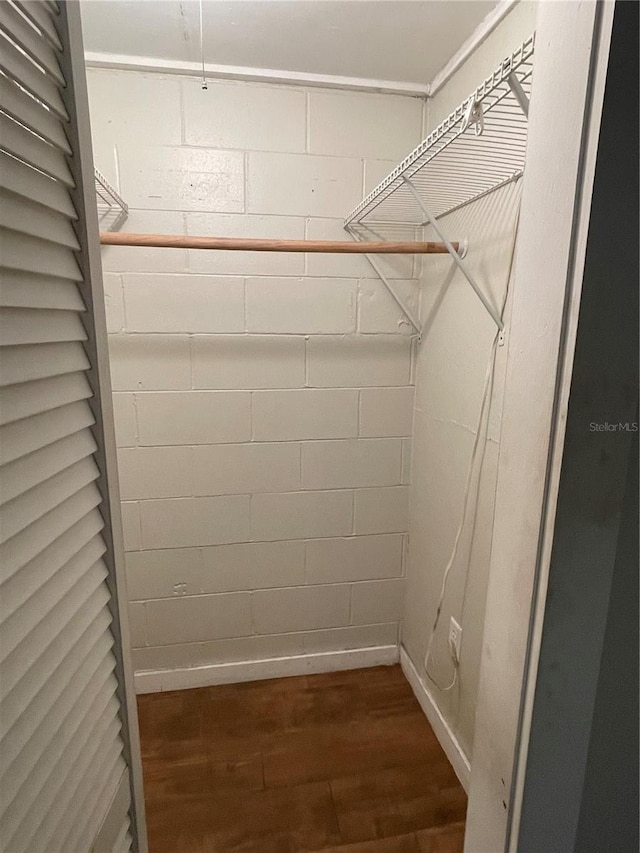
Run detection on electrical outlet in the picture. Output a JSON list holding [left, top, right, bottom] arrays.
[[448, 617, 462, 662]]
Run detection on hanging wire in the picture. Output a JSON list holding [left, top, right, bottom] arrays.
[[199, 0, 207, 89], [422, 330, 499, 692]]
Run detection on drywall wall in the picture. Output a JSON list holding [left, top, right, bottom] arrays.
[[400, 1, 536, 762], [86, 69, 423, 676]]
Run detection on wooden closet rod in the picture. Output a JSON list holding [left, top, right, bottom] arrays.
[[99, 232, 458, 254]]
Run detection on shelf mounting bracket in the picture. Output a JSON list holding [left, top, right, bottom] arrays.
[[507, 72, 530, 117], [345, 224, 422, 335], [401, 176, 504, 331]]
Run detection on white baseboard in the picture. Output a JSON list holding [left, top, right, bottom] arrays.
[[400, 646, 471, 792], [135, 644, 399, 694]]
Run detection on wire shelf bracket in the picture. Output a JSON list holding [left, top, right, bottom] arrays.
[[402, 176, 504, 331], [344, 34, 535, 334], [94, 168, 128, 232], [507, 72, 530, 117], [345, 224, 422, 334]]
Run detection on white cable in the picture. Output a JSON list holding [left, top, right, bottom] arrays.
[[423, 208, 520, 693], [423, 332, 499, 692], [199, 0, 207, 90]]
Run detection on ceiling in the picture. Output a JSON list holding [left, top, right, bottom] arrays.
[[81, 0, 498, 86]]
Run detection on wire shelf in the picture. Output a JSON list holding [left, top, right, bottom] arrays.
[[345, 35, 535, 230], [95, 168, 128, 232]]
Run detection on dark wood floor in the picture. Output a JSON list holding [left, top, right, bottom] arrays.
[[138, 664, 467, 853]]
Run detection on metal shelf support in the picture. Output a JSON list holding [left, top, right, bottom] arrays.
[[508, 72, 530, 117], [345, 224, 422, 334], [402, 176, 504, 331]]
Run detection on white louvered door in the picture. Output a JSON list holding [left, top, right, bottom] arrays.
[[0, 2, 145, 851]]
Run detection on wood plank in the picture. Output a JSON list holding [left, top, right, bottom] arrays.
[[416, 822, 466, 853], [262, 711, 444, 789], [198, 677, 293, 760], [145, 781, 341, 853], [319, 833, 422, 852], [331, 765, 465, 843], [137, 691, 202, 763], [142, 752, 264, 800]]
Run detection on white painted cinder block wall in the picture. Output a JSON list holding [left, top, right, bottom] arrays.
[[86, 70, 424, 677], [401, 1, 538, 762]]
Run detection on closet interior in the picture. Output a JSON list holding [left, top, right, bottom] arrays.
[[0, 1, 553, 851], [85, 3, 536, 851]]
